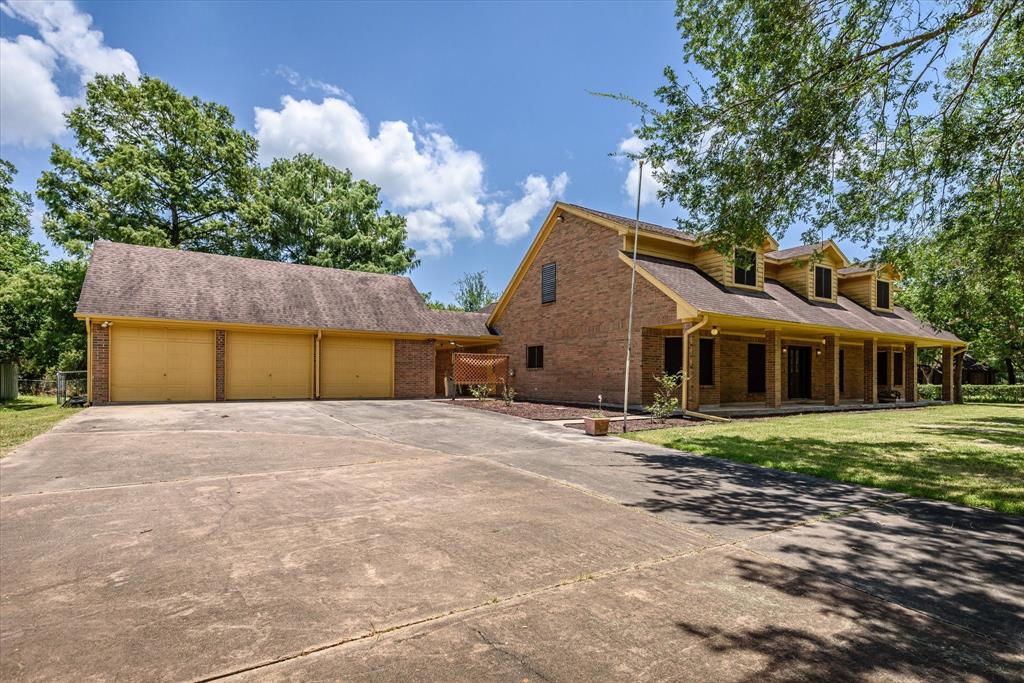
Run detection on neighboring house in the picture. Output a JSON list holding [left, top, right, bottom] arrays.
[[920, 355, 998, 386], [76, 241, 497, 404], [488, 202, 965, 411]]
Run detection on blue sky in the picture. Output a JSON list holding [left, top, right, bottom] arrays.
[[1, 0, 870, 305]]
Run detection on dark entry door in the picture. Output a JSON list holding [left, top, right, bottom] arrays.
[[787, 346, 812, 399]]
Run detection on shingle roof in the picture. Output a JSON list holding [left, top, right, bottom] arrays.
[[562, 203, 698, 242], [765, 241, 830, 261], [77, 241, 495, 338], [633, 254, 959, 342], [838, 265, 874, 276]]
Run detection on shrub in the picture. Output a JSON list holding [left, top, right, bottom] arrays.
[[500, 383, 516, 406], [646, 372, 682, 421], [918, 384, 1024, 404], [468, 384, 491, 401]]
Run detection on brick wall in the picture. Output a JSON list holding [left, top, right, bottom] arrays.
[[394, 339, 435, 398], [766, 330, 782, 407], [215, 330, 225, 401], [434, 348, 453, 396], [823, 335, 839, 405], [863, 339, 877, 403], [494, 212, 677, 407], [718, 335, 766, 404], [840, 344, 864, 400], [90, 322, 109, 404]]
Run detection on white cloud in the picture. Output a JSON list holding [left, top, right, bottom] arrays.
[[490, 172, 569, 243], [618, 135, 665, 206], [255, 94, 566, 255], [0, 0, 139, 146], [275, 66, 353, 102]]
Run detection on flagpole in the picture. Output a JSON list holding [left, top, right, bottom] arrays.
[[621, 159, 643, 433]]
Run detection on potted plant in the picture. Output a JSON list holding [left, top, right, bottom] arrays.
[[584, 395, 610, 436]]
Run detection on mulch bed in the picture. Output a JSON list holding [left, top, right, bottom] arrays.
[[565, 417, 697, 434], [440, 399, 642, 421]]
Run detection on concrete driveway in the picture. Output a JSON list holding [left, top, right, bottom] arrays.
[[1, 400, 1020, 681]]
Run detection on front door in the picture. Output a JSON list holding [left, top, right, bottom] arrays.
[[787, 346, 812, 399]]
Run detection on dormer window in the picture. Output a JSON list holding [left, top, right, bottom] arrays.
[[814, 266, 832, 299], [876, 279, 890, 309], [734, 249, 757, 287]]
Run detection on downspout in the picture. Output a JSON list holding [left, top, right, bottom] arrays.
[[681, 315, 731, 422], [85, 317, 92, 404], [314, 330, 322, 399]]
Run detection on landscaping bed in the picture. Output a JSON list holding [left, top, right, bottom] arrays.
[[565, 417, 696, 433], [441, 399, 642, 421]]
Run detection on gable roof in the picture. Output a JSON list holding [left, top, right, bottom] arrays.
[[631, 254, 959, 343], [765, 240, 850, 266], [76, 241, 495, 339]]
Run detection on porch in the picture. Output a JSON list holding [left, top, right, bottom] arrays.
[[642, 322, 962, 416]]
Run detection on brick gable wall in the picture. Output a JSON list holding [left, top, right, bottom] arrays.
[[493, 213, 678, 406]]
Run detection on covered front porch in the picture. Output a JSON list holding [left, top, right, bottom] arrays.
[[641, 318, 963, 417]]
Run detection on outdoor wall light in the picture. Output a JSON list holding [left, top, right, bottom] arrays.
[[782, 346, 788, 353], [555, 214, 565, 222], [710, 325, 719, 336], [822, 337, 827, 344], [816, 348, 822, 355]]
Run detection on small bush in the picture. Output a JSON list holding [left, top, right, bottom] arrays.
[[468, 384, 491, 401], [918, 384, 1024, 404], [646, 372, 682, 421], [500, 384, 517, 406]]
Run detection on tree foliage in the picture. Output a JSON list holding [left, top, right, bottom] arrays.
[[453, 271, 498, 312], [241, 154, 417, 274], [37, 74, 259, 253]]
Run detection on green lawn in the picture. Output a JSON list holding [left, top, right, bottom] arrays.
[[622, 404, 1024, 514], [1, 395, 82, 458]]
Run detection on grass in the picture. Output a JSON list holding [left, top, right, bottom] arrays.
[[0, 395, 82, 458], [621, 404, 1024, 515]]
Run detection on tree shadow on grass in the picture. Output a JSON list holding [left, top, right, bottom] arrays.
[[0, 398, 55, 412], [675, 548, 1023, 682]]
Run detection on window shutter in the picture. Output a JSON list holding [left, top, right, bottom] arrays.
[[541, 263, 556, 303]]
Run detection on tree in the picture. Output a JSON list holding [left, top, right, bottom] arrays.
[[620, 0, 1021, 255], [453, 271, 498, 312], [1, 159, 45, 365], [420, 292, 463, 311], [241, 154, 417, 274], [37, 74, 258, 253]]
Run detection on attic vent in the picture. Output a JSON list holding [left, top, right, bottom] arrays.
[[541, 262, 556, 304]]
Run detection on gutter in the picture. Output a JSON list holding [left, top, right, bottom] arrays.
[[680, 316, 731, 422]]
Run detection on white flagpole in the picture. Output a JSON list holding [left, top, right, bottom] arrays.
[[621, 159, 643, 433]]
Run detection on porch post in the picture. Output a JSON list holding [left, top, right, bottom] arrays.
[[904, 341, 917, 402], [766, 329, 782, 408], [942, 346, 953, 401], [823, 334, 839, 406], [686, 327, 700, 411], [863, 339, 877, 404]]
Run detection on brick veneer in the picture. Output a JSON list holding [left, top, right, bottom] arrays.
[[904, 341, 917, 401], [215, 330, 226, 401], [823, 335, 839, 406], [863, 339, 877, 403], [494, 212, 677, 407], [840, 344, 864, 400], [90, 322, 110, 404], [394, 339, 435, 398], [718, 334, 766, 404], [766, 330, 782, 407], [434, 348, 453, 396]]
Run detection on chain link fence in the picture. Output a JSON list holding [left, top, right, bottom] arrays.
[[57, 371, 88, 406]]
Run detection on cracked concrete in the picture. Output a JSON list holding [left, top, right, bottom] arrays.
[[1, 400, 1021, 681]]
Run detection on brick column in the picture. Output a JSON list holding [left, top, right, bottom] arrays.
[[941, 346, 953, 401], [863, 339, 877, 404], [766, 329, 782, 408], [215, 330, 226, 401], [904, 341, 917, 402], [685, 326, 700, 411], [90, 322, 110, 404], [823, 335, 839, 406]]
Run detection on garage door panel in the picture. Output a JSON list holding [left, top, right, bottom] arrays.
[[225, 332, 312, 400], [321, 336, 393, 399], [110, 326, 215, 402]]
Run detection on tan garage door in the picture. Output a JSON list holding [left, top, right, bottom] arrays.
[[110, 325, 215, 402], [320, 336, 393, 398], [226, 331, 313, 400]]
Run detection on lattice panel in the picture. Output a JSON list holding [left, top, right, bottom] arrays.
[[452, 353, 509, 385]]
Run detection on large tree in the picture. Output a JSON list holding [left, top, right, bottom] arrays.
[[37, 74, 258, 253], [241, 154, 417, 274], [452, 271, 498, 312], [622, 0, 1021, 254]]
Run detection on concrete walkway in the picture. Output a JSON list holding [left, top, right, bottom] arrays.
[[1, 400, 1020, 681]]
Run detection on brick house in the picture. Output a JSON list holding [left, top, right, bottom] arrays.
[[488, 203, 965, 413], [76, 241, 497, 404]]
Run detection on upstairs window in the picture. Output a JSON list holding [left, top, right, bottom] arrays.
[[876, 279, 891, 309], [526, 345, 544, 369], [814, 266, 833, 299], [541, 262, 556, 304], [734, 249, 757, 286]]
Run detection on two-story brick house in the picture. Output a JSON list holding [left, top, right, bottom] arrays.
[[488, 202, 964, 414]]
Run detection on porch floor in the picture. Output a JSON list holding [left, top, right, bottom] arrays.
[[699, 400, 948, 419]]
